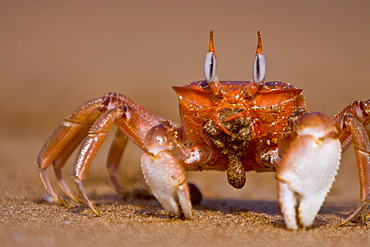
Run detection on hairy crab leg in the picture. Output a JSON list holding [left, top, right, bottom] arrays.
[[276, 112, 341, 230]]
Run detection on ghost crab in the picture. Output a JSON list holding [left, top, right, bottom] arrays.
[[36, 30, 370, 230]]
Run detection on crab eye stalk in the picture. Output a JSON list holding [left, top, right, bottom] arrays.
[[253, 53, 266, 84], [253, 31, 266, 84], [204, 51, 217, 82], [204, 30, 222, 96], [204, 30, 217, 83]]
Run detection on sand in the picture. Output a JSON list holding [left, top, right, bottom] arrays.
[[1, 168, 369, 247]]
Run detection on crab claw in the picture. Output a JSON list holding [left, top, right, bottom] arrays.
[[276, 112, 341, 230], [141, 150, 192, 219]]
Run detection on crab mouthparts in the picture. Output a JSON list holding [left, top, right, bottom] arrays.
[[227, 158, 246, 189], [204, 113, 253, 188]]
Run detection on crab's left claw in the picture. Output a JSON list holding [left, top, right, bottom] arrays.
[[276, 112, 341, 230]]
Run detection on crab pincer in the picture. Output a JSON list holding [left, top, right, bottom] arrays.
[[277, 113, 341, 229]]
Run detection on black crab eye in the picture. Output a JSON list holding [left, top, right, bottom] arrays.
[[204, 51, 217, 82], [253, 52, 266, 84]]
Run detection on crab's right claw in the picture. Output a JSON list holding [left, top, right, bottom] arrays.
[[141, 150, 192, 219], [276, 112, 342, 230]]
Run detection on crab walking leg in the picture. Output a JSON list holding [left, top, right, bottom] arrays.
[[72, 108, 125, 216], [330, 100, 370, 224], [332, 100, 370, 151], [52, 124, 93, 203], [106, 128, 129, 195], [37, 92, 165, 207], [36, 98, 104, 204], [337, 114, 370, 224], [276, 112, 341, 229], [72, 99, 166, 215], [38, 122, 92, 205], [141, 151, 192, 219]]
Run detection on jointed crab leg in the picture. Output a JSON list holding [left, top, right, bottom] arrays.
[[37, 92, 192, 217], [36, 93, 160, 203], [333, 100, 370, 151], [37, 98, 105, 204], [339, 115, 370, 224], [52, 125, 93, 203], [332, 100, 370, 224], [71, 106, 139, 215], [72, 98, 192, 216], [70, 110, 121, 216], [106, 128, 129, 195], [72, 108, 124, 181]]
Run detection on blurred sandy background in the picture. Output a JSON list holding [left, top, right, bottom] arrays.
[[1, 1, 370, 246]]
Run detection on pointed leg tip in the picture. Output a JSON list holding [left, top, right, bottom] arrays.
[[74, 179, 102, 217], [92, 208, 102, 217], [42, 194, 67, 206], [338, 221, 347, 227], [338, 215, 355, 226], [71, 195, 84, 204], [42, 194, 56, 203], [338, 201, 370, 226]]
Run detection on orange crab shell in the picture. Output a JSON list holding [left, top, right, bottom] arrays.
[[173, 80, 306, 172]]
